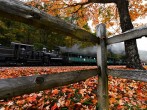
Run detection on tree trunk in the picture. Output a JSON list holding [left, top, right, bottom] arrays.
[[116, 0, 144, 70]]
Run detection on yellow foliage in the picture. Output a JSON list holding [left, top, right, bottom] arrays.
[[27, 0, 146, 33]]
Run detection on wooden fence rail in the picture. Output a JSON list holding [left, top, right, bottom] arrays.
[[108, 69, 147, 82], [107, 25, 147, 45], [0, 68, 147, 100], [0, 1, 147, 110], [0, 69, 98, 99], [0, 0, 99, 44]]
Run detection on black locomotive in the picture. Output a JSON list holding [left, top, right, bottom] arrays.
[[0, 42, 63, 66], [0, 42, 125, 66]]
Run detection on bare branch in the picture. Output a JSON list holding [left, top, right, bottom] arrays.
[[88, 0, 116, 3], [63, 0, 116, 7]]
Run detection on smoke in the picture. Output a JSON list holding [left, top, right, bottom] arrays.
[[107, 42, 125, 55], [139, 51, 147, 63], [59, 43, 125, 55], [59, 43, 147, 62], [59, 44, 97, 56]]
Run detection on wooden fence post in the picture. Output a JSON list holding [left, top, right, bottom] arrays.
[[96, 23, 109, 110]]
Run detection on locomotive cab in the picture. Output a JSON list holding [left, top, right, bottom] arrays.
[[11, 42, 33, 60], [10, 42, 48, 65]]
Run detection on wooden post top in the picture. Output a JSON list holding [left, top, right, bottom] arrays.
[[96, 23, 106, 38]]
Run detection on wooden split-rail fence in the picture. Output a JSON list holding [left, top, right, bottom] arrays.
[[0, 0, 147, 109]]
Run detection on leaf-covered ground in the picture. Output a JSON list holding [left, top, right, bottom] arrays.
[[0, 66, 147, 110]]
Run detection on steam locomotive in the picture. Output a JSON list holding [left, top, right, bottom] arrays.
[[0, 42, 125, 66], [0, 42, 97, 66]]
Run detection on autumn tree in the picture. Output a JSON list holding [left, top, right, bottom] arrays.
[[0, 17, 68, 50], [28, 0, 146, 69]]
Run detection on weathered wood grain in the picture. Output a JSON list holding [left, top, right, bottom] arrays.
[[0, 69, 98, 99], [107, 25, 147, 44], [108, 69, 147, 82], [96, 23, 109, 110]]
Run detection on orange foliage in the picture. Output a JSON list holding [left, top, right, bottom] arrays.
[[26, 0, 146, 34], [51, 103, 58, 110], [52, 89, 59, 95], [0, 66, 147, 109]]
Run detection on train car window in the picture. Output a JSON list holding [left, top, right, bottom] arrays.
[[14, 44, 19, 50], [71, 53, 74, 57], [43, 48, 47, 52], [11, 42, 34, 51], [12, 44, 19, 58], [68, 53, 70, 57], [26, 46, 33, 51], [74, 54, 77, 57], [70, 53, 74, 57], [62, 52, 68, 57], [20, 45, 26, 49], [85, 56, 88, 59]]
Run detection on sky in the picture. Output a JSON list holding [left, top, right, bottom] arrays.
[[134, 16, 147, 51], [137, 37, 147, 51]]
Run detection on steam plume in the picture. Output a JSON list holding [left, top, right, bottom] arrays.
[[59, 43, 147, 62]]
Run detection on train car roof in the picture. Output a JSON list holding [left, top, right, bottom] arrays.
[[11, 42, 34, 47]]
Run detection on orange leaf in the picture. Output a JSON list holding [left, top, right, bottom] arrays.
[[109, 97, 116, 104], [65, 99, 71, 107], [51, 103, 58, 110], [91, 99, 97, 104], [52, 89, 59, 95], [117, 105, 123, 110], [26, 95, 37, 103]]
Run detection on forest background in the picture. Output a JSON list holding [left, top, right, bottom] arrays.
[[0, 0, 146, 61]]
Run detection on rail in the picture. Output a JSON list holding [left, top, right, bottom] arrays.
[[0, 0, 147, 110]]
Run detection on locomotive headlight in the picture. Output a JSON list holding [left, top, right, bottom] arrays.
[[84, 58, 86, 61]]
